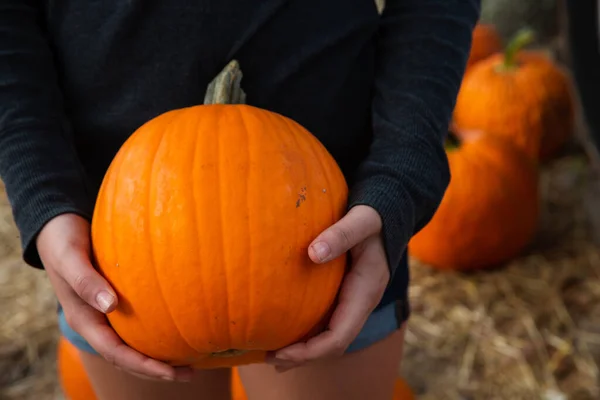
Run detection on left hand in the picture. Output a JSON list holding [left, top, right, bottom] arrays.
[[266, 205, 391, 372]]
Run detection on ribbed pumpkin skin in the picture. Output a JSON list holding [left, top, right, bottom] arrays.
[[408, 134, 539, 271], [91, 104, 348, 369], [57, 337, 97, 400], [467, 24, 503, 69], [454, 52, 575, 161]]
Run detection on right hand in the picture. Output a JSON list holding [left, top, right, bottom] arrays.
[[37, 213, 193, 382]]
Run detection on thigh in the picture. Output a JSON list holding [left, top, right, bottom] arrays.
[[58, 304, 231, 400], [79, 350, 231, 400], [238, 324, 406, 400]]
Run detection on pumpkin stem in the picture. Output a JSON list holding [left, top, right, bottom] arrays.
[[204, 60, 247, 105], [501, 28, 535, 70]]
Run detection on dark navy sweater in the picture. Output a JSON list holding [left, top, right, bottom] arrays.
[[0, 0, 479, 308]]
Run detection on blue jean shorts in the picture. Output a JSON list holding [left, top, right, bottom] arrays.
[[58, 298, 409, 357]]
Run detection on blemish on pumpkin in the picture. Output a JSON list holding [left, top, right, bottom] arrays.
[[296, 187, 307, 208], [210, 349, 248, 358], [322, 189, 326, 193]]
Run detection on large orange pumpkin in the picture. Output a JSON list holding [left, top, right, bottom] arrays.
[[408, 130, 539, 271], [91, 60, 348, 369], [57, 337, 97, 400], [453, 29, 575, 161], [466, 23, 503, 69], [231, 368, 415, 399]]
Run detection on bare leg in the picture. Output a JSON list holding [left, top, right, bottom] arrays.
[[238, 324, 406, 400], [79, 351, 231, 400]]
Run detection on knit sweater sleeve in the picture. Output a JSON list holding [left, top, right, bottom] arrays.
[[348, 0, 480, 277], [0, 1, 93, 268]]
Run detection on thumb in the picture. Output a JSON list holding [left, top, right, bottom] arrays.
[[308, 205, 382, 264], [37, 213, 118, 314], [58, 248, 118, 313]]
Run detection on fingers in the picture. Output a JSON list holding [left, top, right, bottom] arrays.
[[37, 213, 118, 313], [75, 305, 194, 382], [54, 246, 117, 313], [271, 235, 389, 370], [38, 214, 192, 381], [53, 273, 193, 382], [308, 205, 382, 264]]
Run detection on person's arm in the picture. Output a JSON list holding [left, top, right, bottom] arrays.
[[0, 3, 191, 380], [0, 1, 94, 268], [348, 0, 480, 276]]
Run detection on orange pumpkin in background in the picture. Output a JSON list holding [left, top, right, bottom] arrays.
[[453, 29, 575, 162], [392, 376, 416, 400], [408, 129, 539, 271], [231, 367, 415, 399], [231, 368, 246, 400], [57, 337, 97, 400], [466, 23, 503, 69], [91, 60, 348, 369]]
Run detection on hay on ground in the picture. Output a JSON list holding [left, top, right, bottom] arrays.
[[403, 152, 600, 399]]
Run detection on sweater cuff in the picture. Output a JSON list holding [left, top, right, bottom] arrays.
[[348, 175, 416, 279]]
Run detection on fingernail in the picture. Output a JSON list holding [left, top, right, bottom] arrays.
[[96, 291, 115, 313], [275, 353, 291, 361], [311, 242, 331, 262], [162, 375, 174, 381]]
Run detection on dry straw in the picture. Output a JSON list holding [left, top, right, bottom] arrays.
[[403, 152, 600, 399]]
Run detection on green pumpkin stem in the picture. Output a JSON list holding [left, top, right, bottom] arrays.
[[204, 59, 247, 105], [502, 28, 535, 70]]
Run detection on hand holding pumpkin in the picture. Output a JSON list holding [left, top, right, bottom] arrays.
[[37, 213, 194, 382], [267, 205, 390, 371]]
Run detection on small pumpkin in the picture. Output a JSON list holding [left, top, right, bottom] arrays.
[[91, 60, 348, 369], [392, 377, 416, 400], [467, 24, 503, 69], [231, 367, 415, 399], [231, 368, 246, 400], [57, 337, 97, 400], [408, 130, 539, 271], [453, 29, 575, 161]]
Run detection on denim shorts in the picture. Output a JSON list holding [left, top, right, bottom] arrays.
[[58, 297, 409, 357]]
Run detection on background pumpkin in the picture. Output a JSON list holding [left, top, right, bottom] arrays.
[[453, 29, 575, 161], [466, 23, 503, 69], [90, 60, 348, 369], [392, 377, 415, 400], [231, 368, 245, 400], [57, 337, 97, 400], [408, 130, 539, 271]]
